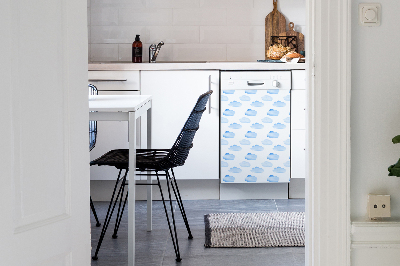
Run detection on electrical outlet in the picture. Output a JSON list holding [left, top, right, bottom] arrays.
[[368, 194, 391, 219]]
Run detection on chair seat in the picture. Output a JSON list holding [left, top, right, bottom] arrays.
[[90, 148, 172, 171]]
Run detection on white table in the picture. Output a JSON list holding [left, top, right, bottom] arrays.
[[89, 95, 152, 266]]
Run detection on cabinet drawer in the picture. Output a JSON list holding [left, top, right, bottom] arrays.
[[292, 70, 306, 90], [291, 90, 306, 130], [88, 71, 140, 91]]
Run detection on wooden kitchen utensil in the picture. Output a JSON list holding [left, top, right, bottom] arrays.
[[279, 22, 304, 52], [265, 0, 287, 59]]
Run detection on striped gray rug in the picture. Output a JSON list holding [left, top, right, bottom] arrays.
[[204, 212, 305, 248]]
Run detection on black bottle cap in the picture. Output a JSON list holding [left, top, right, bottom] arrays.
[[135, 35, 140, 42]]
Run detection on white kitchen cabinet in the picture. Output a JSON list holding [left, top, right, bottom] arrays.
[[291, 70, 306, 180], [141, 70, 219, 180], [88, 71, 141, 180]]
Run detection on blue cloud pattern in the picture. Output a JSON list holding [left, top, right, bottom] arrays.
[[240, 139, 251, 145], [223, 90, 234, 94], [262, 161, 273, 167], [267, 175, 279, 182], [267, 131, 279, 138], [262, 139, 273, 145], [284, 95, 290, 101], [229, 123, 242, 129], [221, 95, 229, 101], [221, 139, 229, 145], [229, 167, 242, 173], [273, 123, 286, 129], [284, 139, 290, 145], [267, 153, 279, 160], [229, 101, 242, 107], [223, 153, 235, 160], [284, 117, 290, 123], [223, 131, 235, 138], [262, 117, 273, 123], [251, 101, 264, 107], [245, 131, 257, 138], [273, 167, 286, 173], [223, 175, 235, 182], [223, 109, 235, 116], [245, 90, 257, 94], [273, 145, 286, 151], [245, 175, 257, 182], [267, 109, 279, 116], [240, 117, 251, 123], [245, 153, 257, 160], [221, 117, 229, 123], [240, 161, 251, 167], [229, 145, 242, 151], [240, 95, 251, 101], [261, 95, 273, 101], [284, 161, 290, 167], [245, 109, 257, 116], [221, 161, 229, 167], [251, 145, 264, 151], [251, 123, 264, 129], [251, 167, 264, 173], [273, 101, 286, 107], [267, 89, 279, 94]]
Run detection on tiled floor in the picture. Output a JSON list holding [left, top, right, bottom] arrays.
[[91, 199, 305, 266]]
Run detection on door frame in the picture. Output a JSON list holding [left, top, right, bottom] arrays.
[[306, 0, 351, 265]]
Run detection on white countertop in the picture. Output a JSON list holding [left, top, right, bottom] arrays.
[[89, 62, 306, 71]]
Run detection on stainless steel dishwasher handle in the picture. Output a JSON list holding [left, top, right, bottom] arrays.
[[208, 75, 212, 114], [247, 81, 264, 86]]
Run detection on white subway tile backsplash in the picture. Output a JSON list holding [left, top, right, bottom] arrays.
[[173, 8, 226, 26], [227, 43, 264, 61], [91, 7, 118, 26], [172, 44, 226, 61], [147, 26, 199, 44], [199, 0, 228, 8], [91, 0, 146, 8], [87, 8, 91, 26], [119, 8, 173, 26], [118, 44, 132, 61], [227, 8, 266, 26], [91, 44, 119, 61], [91, 26, 146, 43], [145, 0, 199, 9], [200, 26, 252, 44]]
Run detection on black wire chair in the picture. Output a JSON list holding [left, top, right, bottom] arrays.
[[90, 90, 213, 262], [89, 84, 101, 228]]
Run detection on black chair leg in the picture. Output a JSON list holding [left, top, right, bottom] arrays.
[[92, 169, 128, 261], [112, 179, 128, 239], [168, 169, 193, 239], [156, 171, 182, 262], [90, 196, 101, 227]]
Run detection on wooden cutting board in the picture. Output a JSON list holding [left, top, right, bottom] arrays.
[[265, 0, 286, 59], [279, 22, 304, 52]]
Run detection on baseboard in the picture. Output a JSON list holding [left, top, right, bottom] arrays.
[[90, 179, 220, 201], [289, 178, 305, 198], [351, 220, 400, 266]]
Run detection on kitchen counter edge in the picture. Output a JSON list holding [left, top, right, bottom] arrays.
[[89, 62, 306, 71]]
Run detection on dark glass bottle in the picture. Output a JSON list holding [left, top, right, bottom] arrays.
[[132, 35, 142, 63]]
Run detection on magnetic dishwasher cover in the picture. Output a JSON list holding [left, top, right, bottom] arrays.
[[220, 71, 291, 183]]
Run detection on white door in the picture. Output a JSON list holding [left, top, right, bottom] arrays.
[[0, 0, 90, 265]]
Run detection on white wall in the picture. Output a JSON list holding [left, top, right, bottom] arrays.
[[87, 0, 305, 62], [351, 0, 400, 220], [351, 1, 400, 264]]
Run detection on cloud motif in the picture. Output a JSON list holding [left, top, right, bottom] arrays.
[[273, 123, 286, 129], [240, 139, 251, 145], [221, 95, 229, 101], [267, 89, 279, 94], [284, 95, 290, 101], [262, 161, 273, 167], [240, 117, 251, 123], [267, 109, 279, 116], [273, 145, 286, 151], [251, 145, 264, 151], [223, 153, 235, 160], [284, 139, 290, 145], [223, 131, 235, 138], [284, 117, 290, 123], [229, 123, 242, 129], [261, 117, 273, 123], [221, 161, 229, 167], [221, 117, 229, 123], [262, 139, 273, 145], [267, 131, 279, 138], [245, 153, 257, 160], [261, 95, 273, 101], [229, 145, 242, 151], [251, 167, 264, 173], [273, 167, 286, 173], [240, 161, 251, 167], [223, 109, 235, 116], [245, 131, 257, 138], [267, 153, 279, 160], [267, 175, 279, 182], [245, 109, 257, 116], [251, 101, 264, 107], [284, 161, 290, 167], [221, 139, 229, 145], [245, 175, 257, 182], [273, 101, 286, 107], [223, 90, 234, 94], [245, 90, 257, 94], [251, 123, 264, 129], [240, 95, 251, 101], [223, 175, 235, 182], [229, 101, 242, 107], [229, 167, 242, 173]]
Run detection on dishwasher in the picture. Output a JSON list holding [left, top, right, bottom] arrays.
[[220, 71, 291, 183]]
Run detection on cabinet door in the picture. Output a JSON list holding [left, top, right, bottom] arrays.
[[291, 90, 306, 130], [141, 70, 219, 180], [291, 129, 305, 179]]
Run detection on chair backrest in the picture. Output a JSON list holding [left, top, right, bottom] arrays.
[[89, 84, 98, 151], [163, 90, 213, 169]]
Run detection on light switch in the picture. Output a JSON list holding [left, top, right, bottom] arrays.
[[359, 3, 381, 26]]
